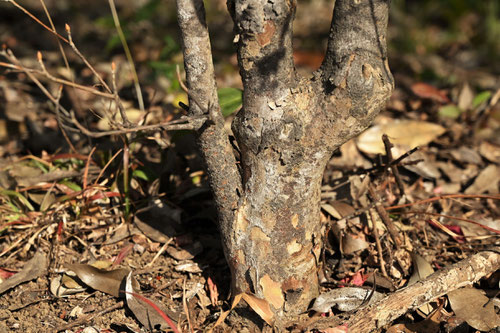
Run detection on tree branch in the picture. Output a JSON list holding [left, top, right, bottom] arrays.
[[176, 0, 242, 256], [321, 0, 391, 85], [228, 0, 296, 96], [309, 248, 500, 332]]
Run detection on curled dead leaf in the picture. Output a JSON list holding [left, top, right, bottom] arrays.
[[65, 263, 133, 297]]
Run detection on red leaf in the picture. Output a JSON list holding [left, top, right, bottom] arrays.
[[339, 269, 368, 287], [411, 82, 450, 103], [112, 243, 134, 268], [0, 268, 16, 280], [207, 277, 219, 307], [127, 291, 180, 333]]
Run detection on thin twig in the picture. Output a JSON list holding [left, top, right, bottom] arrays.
[[183, 277, 195, 333], [54, 85, 78, 153], [369, 209, 388, 278], [83, 147, 96, 190], [368, 185, 402, 248], [111, 61, 131, 126], [65, 24, 112, 93], [56, 301, 124, 332], [396, 210, 500, 235], [385, 194, 500, 210], [382, 134, 405, 196], [70, 113, 207, 138], [0, 61, 115, 99], [93, 148, 123, 186], [7, 0, 68, 42], [108, 0, 145, 111], [147, 239, 173, 268], [39, 0, 84, 133]]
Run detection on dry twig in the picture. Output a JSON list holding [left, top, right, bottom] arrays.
[[310, 248, 500, 332]]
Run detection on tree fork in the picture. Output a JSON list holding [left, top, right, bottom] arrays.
[[177, 0, 394, 323]]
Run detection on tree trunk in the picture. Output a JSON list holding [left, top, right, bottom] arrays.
[[176, 0, 394, 324]]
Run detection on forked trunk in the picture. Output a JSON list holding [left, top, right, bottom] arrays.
[[176, 0, 393, 323]]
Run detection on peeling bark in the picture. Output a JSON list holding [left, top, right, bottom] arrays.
[[177, 0, 394, 323]]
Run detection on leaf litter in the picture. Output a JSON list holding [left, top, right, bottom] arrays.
[[0, 1, 499, 332]]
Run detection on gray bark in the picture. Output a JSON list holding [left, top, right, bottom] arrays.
[[176, 0, 393, 323]]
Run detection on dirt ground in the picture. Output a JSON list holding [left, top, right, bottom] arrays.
[[0, 1, 499, 332]]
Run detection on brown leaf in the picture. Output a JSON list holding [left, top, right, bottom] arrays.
[[356, 120, 446, 157], [124, 272, 179, 331], [448, 287, 500, 331], [341, 233, 370, 254], [408, 252, 435, 315], [241, 293, 274, 326], [166, 241, 203, 261], [208, 294, 242, 333], [0, 251, 47, 295], [464, 164, 499, 194], [65, 263, 131, 297], [411, 82, 450, 103], [479, 141, 500, 164]]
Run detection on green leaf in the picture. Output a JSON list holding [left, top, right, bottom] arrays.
[[218, 87, 242, 117], [132, 168, 157, 182], [0, 189, 34, 211], [472, 91, 491, 108], [439, 104, 462, 119], [59, 180, 82, 192]]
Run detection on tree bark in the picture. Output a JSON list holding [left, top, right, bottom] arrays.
[[177, 0, 394, 323]]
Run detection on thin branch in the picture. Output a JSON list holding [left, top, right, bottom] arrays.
[[56, 301, 124, 332], [7, 0, 68, 43], [0, 61, 115, 99], [111, 61, 131, 126], [107, 0, 145, 111], [309, 248, 500, 332], [386, 194, 500, 210], [382, 134, 405, 196], [2, 49, 70, 119], [53, 84, 78, 153], [176, 0, 242, 239], [368, 185, 402, 248], [369, 209, 388, 278], [70, 112, 207, 138], [397, 210, 500, 235], [65, 24, 112, 94]]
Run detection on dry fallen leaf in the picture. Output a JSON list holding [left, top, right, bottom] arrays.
[[241, 293, 274, 326], [479, 141, 500, 164], [166, 241, 203, 260], [0, 251, 47, 295], [408, 252, 435, 315], [464, 164, 499, 194], [124, 272, 179, 332], [65, 263, 131, 297], [448, 287, 500, 331], [356, 120, 446, 157], [341, 233, 370, 254], [411, 82, 450, 103], [50, 275, 86, 297]]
